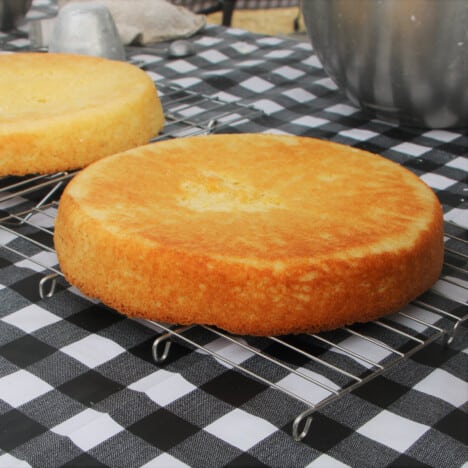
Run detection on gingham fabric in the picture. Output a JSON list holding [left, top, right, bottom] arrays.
[[170, 0, 299, 11], [0, 1, 467, 467], [235, 0, 299, 8]]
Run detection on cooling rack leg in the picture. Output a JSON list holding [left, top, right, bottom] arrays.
[[39, 273, 58, 299], [151, 333, 173, 363], [292, 410, 314, 441], [443, 314, 468, 346]]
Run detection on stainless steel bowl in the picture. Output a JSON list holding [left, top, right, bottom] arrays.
[[302, 0, 468, 128], [0, 0, 32, 31]]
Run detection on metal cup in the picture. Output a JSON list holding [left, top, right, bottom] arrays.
[[48, 2, 125, 60]]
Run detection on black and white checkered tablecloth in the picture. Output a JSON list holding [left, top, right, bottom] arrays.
[[170, 1, 299, 11], [0, 2, 467, 467]]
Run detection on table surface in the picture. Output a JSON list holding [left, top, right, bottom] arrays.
[[0, 2, 467, 468]]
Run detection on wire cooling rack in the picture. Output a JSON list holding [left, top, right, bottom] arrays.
[[0, 89, 467, 441], [1, 172, 466, 440], [154, 80, 263, 139]]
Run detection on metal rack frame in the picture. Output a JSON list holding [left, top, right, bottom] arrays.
[[1, 89, 466, 442]]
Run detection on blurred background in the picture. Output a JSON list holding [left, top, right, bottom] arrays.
[[170, 0, 306, 37]]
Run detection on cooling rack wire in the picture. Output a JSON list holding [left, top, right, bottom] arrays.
[[0, 84, 466, 441]]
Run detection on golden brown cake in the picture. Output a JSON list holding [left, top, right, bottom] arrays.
[[54, 134, 444, 336], [0, 53, 164, 176]]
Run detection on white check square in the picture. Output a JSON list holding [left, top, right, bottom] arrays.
[[145, 70, 164, 82], [315, 77, 338, 90], [213, 91, 239, 103], [302, 55, 323, 68], [166, 60, 197, 74], [414, 369, 468, 407], [423, 130, 460, 142], [141, 453, 190, 468], [444, 208, 468, 228], [0, 229, 16, 245], [130, 54, 163, 66], [446, 157, 468, 172], [357, 410, 429, 452], [431, 278, 468, 303], [16, 251, 59, 273], [257, 37, 284, 46], [196, 336, 254, 369], [25, 210, 56, 229], [333, 335, 392, 369], [283, 88, 315, 103], [1, 304, 61, 333], [277, 368, 339, 405], [326, 103, 358, 116], [61, 334, 125, 368], [170, 77, 201, 88], [240, 76, 274, 93], [392, 142, 430, 157], [0, 196, 26, 210], [52, 408, 123, 451], [273, 65, 305, 80], [204, 409, 276, 451], [129, 369, 196, 406], [203, 68, 234, 77], [339, 128, 378, 141], [306, 454, 351, 467], [252, 99, 284, 115], [9, 38, 30, 48], [265, 49, 293, 59], [238, 59, 265, 68], [230, 41, 258, 55], [387, 304, 440, 333], [0, 370, 53, 407], [198, 50, 228, 64], [0, 453, 32, 468], [195, 36, 223, 47], [420, 173, 456, 190], [292, 116, 328, 128]]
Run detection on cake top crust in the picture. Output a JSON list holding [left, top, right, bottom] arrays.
[[0, 53, 154, 128], [65, 134, 441, 266]]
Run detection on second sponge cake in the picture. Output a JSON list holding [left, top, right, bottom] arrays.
[[0, 53, 165, 176]]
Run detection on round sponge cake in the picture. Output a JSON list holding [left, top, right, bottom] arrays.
[[0, 53, 164, 176], [54, 134, 444, 336]]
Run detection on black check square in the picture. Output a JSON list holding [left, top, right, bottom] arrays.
[[58, 370, 124, 406], [9, 273, 63, 303], [26, 230, 55, 250], [62, 453, 109, 467], [289, 413, 354, 452], [410, 342, 458, 368], [433, 408, 468, 445], [129, 336, 192, 366], [0, 257, 11, 268], [201, 370, 268, 406], [352, 376, 409, 408], [128, 408, 199, 451], [0, 288, 31, 317], [388, 454, 432, 467], [0, 409, 47, 451], [263, 338, 321, 367], [0, 335, 56, 368], [226, 453, 269, 467], [66, 305, 125, 333]]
